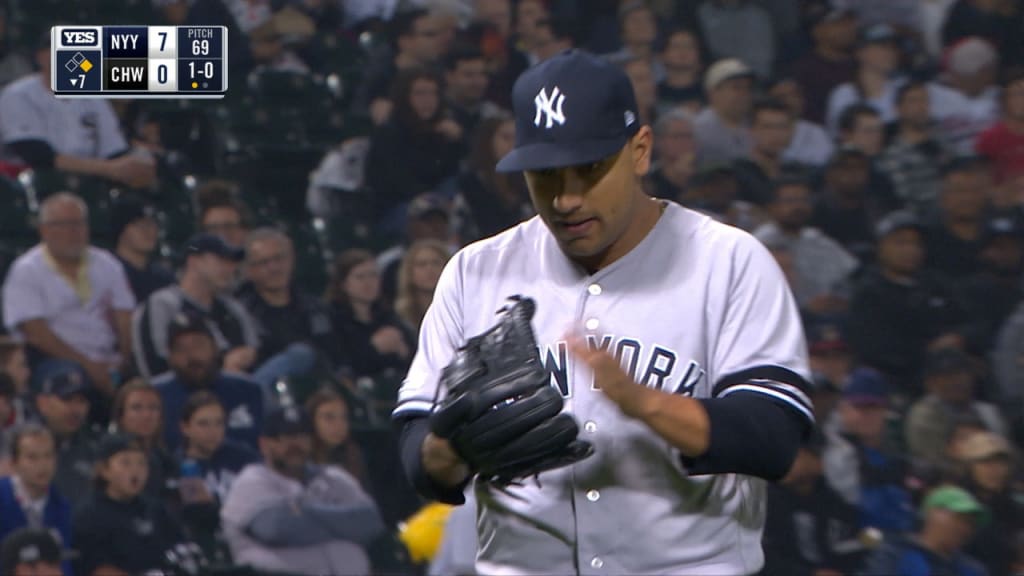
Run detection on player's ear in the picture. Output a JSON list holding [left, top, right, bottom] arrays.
[[629, 125, 653, 177]]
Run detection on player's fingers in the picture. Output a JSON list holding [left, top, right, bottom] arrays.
[[565, 334, 616, 369]]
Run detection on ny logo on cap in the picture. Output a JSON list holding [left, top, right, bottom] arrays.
[[534, 86, 566, 128]]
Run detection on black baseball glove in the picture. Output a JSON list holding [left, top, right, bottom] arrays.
[[429, 296, 594, 485]]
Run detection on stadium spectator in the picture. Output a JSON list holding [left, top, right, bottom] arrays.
[[955, 215, 1024, 355], [220, 406, 385, 575], [929, 37, 1001, 155], [512, 0, 551, 66], [377, 193, 453, 303], [924, 157, 992, 278], [235, 228, 337, 372], [694, 59, 754, 168], [133, 233, 258, 380], [732, 97, 800, 205], [956, 431, 1021, 576], [0, 8, 31, 91], [196, 183, 249, 250], [812, 147, 884, 259], [877, 81, 950, 215], [609, 1, 660, 79], [975, 71, 1024, 184], [0, 375, 15, 445], [366, 69, 464, 222], [110, 195, 174, 303], [994, 300, 1024, 440], [526, 14, 576, 64], [806, 322, 854, 396], [325, 249, 414, 381], [443, 46, 501, 146], [73, 433, 189, 576], [395, 240, 450, 332], [769, 78, 834, 167], [110, 382, 176, 502], [0, 425, 71, 560], [306, 387, 368, 487], [620, 56, 658, 126], [450, 114, 532, 245], [790, 5, 858, 125], [2, 193, 135, 399], [837, 104, 886, 159], [684, 164, 763, 231], [761, 435, 865, 575], [847, 211, 966, 392], [655, 27, 704, 114], [865, 485, 988, 576], [0, 528, 64, 576], [823, 368, 915, 534], [942, 0, 1024, 71], [647, 110, 697, 201], [177, 390, 259, 557], [696, 0, 776, 79], [905, 348, 1008, 472], [31, 362, 98, 509], [754, 177, 858, 317], [825, 24, 905, 134], [153, 313, 263, 452], [0, 35, 155, 188], [178, 390, 259, 503], [353, 9, 446, 126]]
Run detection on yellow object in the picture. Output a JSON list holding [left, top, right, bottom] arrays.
[[191, 82, 198, 88], [80, 59, 93, 73], [398, 502, 454, 563]]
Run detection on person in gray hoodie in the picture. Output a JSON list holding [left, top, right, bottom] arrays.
[[220, 406, 385, 575]]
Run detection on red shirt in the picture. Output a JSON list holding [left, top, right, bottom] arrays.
[[975, 121, 1024, 182]]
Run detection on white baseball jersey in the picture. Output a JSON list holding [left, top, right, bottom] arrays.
[[394, 201, 812, 575]]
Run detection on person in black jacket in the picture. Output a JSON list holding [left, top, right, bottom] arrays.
[[235, 227, 339, 375], [73, 434, 191, 576], [325, 249, 415, 381], [365, 68, 464, 226], [761, 436, 867, 576], [954, 214, 1024, 356], [452, 114, 533, 245], [847, 211, 967, 396], [110, 381, 177, 503]]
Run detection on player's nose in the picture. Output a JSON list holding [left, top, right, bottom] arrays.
[[552, 173, 588, 212]]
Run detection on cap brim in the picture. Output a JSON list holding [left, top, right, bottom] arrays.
[[495, 136, 627, 173], [219, 247, 245, 262]]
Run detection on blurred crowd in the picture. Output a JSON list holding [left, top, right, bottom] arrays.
[[0, 0, 1022, 575]]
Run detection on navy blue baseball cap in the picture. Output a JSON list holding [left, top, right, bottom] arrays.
[[842, 367, 889, 406], [496, 49, 641, 173], [184, 233, 244, 261]]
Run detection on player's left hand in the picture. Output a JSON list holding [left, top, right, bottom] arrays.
[[567, 333, 655, 419]]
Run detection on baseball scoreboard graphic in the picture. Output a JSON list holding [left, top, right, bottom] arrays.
[[52, 26, 228, 98]]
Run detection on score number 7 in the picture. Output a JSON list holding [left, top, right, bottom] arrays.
[[158, 32, 167, 51]]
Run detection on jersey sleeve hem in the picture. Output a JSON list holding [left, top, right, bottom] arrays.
[[711, 364, 815, 424]]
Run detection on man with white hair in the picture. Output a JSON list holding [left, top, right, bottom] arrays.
[[1, 193, 135, 398], [929, 36, 1001, 154]]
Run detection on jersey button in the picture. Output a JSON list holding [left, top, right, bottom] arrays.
[[584, 421, 597, 433], [590, 557, 604, 569], [585, 318, 599, 330], [586, 489, 600, 502], [587, 283, 602, 296]]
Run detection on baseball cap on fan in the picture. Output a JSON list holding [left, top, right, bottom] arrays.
[[496, 49, 641, 173]]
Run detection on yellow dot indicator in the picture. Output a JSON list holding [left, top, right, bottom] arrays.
[[191, 82, 198, 88]]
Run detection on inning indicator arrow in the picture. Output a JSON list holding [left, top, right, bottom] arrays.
[[70, 78, 78, 86]]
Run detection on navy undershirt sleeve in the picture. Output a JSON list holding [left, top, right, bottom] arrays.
[[681, 391, 811, 481]]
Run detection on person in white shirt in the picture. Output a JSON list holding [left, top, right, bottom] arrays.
[[927, 36, 1001, 154], [825, 24, 905, 134], [770, 78, 834, 167], [0, 34, 154, 188], [2, 193, 135, 398]]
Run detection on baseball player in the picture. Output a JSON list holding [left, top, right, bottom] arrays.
[[393, 49, 813, 575]]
